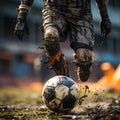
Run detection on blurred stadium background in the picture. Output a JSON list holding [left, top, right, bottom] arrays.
[[0, 0, 120, 88]]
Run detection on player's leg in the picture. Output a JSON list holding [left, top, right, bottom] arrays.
[[70, 21, 95, 81], [42, 7, 69, 76], [74, 48, 94, 81]]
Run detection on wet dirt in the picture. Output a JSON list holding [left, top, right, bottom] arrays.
[[0, 87, 120, 120]]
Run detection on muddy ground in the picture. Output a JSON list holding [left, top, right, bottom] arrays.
[[0, 87, 120, 120]]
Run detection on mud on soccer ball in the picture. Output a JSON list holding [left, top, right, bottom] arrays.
[[42, 75, 80, 112]]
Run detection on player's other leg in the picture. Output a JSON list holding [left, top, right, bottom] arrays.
[[74, 48, 94, 82], [69, 20, 95, 82], [42, 6, 70, 77]]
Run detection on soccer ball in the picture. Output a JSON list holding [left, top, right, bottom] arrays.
[[42, 75, 80, 112]]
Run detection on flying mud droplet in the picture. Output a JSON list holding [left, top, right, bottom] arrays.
[[78, 85, 90, 105]]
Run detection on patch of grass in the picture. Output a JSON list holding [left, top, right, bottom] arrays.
[[0, 88, 43, 105]]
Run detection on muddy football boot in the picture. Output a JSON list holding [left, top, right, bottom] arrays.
[[77, 65, 91, 82], [48, 51, 69, 77]]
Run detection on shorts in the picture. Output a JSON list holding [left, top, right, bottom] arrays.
[[42, 6, 95, 51]]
